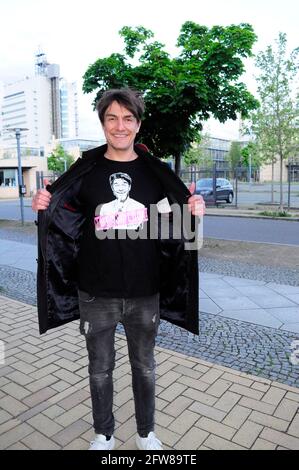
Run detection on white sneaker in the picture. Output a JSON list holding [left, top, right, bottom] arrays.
[[136, 432, 163, 450], [89, 434, 115, 450]]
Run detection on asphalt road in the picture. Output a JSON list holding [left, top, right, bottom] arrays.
[[0, 200, 36, 222], [234, 192, 299, 207], [0, 198, 298, 246], [192, 181, 299, 207], [205, 215, 299, 246]]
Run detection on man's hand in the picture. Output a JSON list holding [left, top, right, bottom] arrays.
[[188, 182, 205, 216], [32, 179, 52, 212]]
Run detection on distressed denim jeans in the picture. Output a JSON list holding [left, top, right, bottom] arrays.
[[78, 291, 160, 437]]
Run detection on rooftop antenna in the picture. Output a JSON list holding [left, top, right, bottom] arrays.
[[35, 46, 49, 76]]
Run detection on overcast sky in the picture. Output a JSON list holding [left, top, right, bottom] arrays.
[[1, 0, 298, 140]]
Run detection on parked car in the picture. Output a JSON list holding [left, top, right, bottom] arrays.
[[195, 178, 234, 203]]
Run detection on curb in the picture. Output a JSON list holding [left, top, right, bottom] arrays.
[[205, 212, 299, 222]]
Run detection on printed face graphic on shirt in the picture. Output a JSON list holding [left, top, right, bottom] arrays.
[[94, 172, 148, 230], [110, 173, 131, 202]]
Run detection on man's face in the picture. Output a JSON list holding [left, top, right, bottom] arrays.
[[112, 178, 130, 199], [103, 101, 141, 152]]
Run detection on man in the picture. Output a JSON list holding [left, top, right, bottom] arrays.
[[32, 88, 205, 451]]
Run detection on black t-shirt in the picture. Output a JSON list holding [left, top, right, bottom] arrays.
[[76, 155, 165, 298]]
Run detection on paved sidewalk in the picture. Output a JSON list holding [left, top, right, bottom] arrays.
[[0, 240, 37, 273], [0, 239, 298, 333], [206, 207, 299, 221], [201, 272, 299, 334], [0, 296, 299, 450]]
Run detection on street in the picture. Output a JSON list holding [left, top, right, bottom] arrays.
[[0, 199, 36, 222], [0, 198, 298, 246], [205, 216, 299, 246], [232, 182, 299, 206]]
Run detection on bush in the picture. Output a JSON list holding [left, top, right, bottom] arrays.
[[258, 210, 291, 217]]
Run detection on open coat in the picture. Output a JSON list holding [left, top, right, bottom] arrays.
[[36, 145, 200, 335]]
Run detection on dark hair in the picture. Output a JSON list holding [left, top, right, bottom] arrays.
[[96, 88, 145, 124], [109, 172, 132, 186]]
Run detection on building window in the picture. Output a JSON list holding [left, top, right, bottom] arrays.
[[0, 169, 17, 187], [2, 100, 26, 109], [2, 107, 26, 115], [3, 114, 26, 121], [3, 91, 24, 100]]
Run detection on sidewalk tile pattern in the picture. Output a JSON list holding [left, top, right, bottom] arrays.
[[0, 295, 298, 450]]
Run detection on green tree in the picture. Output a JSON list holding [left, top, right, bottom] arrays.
[[240, 141, 260, 182], [83, 22, 259, 174], [183, 133, 212, 168], [228, 141, 242, 171], [248, 33, 299, 209], [241, 142, 259, 168], [245, 130, 278, 201], [48, 144, 74, 173]]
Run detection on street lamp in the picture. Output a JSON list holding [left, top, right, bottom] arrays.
[[3, 127, 28, 225]]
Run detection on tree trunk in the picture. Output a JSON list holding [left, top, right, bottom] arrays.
[[192, 164, 197, 182], [279, 154, 284, 211], [174, 153, 181, 176], [271, 161, 274, 204]]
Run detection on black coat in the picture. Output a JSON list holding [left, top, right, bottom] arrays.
[[36, 145, 199, 335]]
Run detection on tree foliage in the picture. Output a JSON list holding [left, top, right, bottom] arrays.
[[246, 33, 299, 208], [228, 141, 243, 170], [183, 133, 212, 167], [47, 144, 74, 173], [83, 21, 259, 173], [241, 141, 261, 168]]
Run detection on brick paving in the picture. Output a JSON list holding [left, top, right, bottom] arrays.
[[0, 295, 298, 450]]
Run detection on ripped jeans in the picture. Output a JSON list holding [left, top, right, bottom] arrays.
[[78, 291, 160, 437]]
